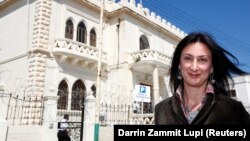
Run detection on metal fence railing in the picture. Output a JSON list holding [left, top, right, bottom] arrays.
[[99, 103, 154, 126], [5, 94, 44, 125]]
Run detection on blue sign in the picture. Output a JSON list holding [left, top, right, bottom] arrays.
[[140, 86, 146, 93]]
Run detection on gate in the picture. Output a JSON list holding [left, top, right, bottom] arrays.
[[58, 121, 82, 141], [57, 109, 84, 141]]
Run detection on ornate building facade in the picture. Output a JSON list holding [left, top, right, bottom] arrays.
[[9, 0, 250, 141]]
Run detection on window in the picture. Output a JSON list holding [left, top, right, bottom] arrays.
[[139, 35, 149, 50], [90, 29, 96, 47], [71, 80, 86, 110], [57, 80, 69, 109], [65, 19, 74, 39], [77, 22, 87, 43]]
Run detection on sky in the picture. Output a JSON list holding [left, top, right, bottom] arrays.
[[131, 0, 250, 72]]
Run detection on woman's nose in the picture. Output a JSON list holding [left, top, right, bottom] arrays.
[[191, 60, 198, 71]]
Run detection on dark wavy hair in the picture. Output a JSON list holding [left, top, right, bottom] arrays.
[[169, 32, 247, 96]]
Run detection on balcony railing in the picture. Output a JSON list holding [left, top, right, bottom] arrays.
[[53, 38, 107, 64], [129, 49, 171, 66]]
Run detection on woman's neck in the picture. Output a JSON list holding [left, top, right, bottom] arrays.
[[183, 84, 207, 111]]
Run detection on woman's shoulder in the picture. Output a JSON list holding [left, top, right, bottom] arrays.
[[216, 94, 240, 102], [215, 94, 250, 122], [215, 94, 244, 107], [155, 96, 173, 109]]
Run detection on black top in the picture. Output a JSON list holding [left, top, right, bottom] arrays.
[[155, 93, 250, 125]]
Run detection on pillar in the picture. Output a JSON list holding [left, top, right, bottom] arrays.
[[41, 94, 59, 141], [127, 64, 134, 104], [83, 95, 96, 141], [153, 67, 160, 106]]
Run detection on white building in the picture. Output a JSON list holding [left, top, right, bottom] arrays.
[[0, 0, 185, 140], [1, 0, 249, 141], [230, 75, 250, 112]]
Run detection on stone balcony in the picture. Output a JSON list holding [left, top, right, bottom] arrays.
[[52, 38, 107, 70], [129, 49, 171, 74]]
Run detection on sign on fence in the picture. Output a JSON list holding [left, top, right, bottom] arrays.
[[133, 85, 151, 102]]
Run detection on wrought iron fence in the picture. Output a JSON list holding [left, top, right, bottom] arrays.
[[99, 103, 155, 126], [5, 94, 44, 125]]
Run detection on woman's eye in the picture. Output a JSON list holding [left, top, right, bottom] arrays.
[[198, 58, 207, 63], [184, 57, 192, 62]]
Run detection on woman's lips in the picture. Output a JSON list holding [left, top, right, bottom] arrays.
[[189, 73, 199, 78]]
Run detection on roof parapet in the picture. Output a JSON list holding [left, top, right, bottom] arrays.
[[72, 0, 187, 38], [117, 0, 187, 38]]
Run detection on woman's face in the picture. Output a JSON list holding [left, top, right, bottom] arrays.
[[179, 42, 213, 88]]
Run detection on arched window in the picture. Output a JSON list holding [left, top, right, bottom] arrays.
[[71, 80, 86, 110], [90, 29, 96, 47], [139, 35, 149, 50], [65, 19, 74, 39], [77, 22, 87, 43], [91, 85, 96, 97], [57, 80, 69, 109]]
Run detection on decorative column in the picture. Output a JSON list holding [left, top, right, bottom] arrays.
[[83, 95, 96, 141], [127, 64, 134, 104], [27, 0, 52, 97], [126, 64, 134, 124], [152, 67, 160, 107], [68, 90, 72, 110]]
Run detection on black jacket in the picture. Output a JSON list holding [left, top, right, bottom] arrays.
[[155, 93, 250, 125]]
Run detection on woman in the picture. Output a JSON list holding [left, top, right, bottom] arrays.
[[155, 32, 250, 125]]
